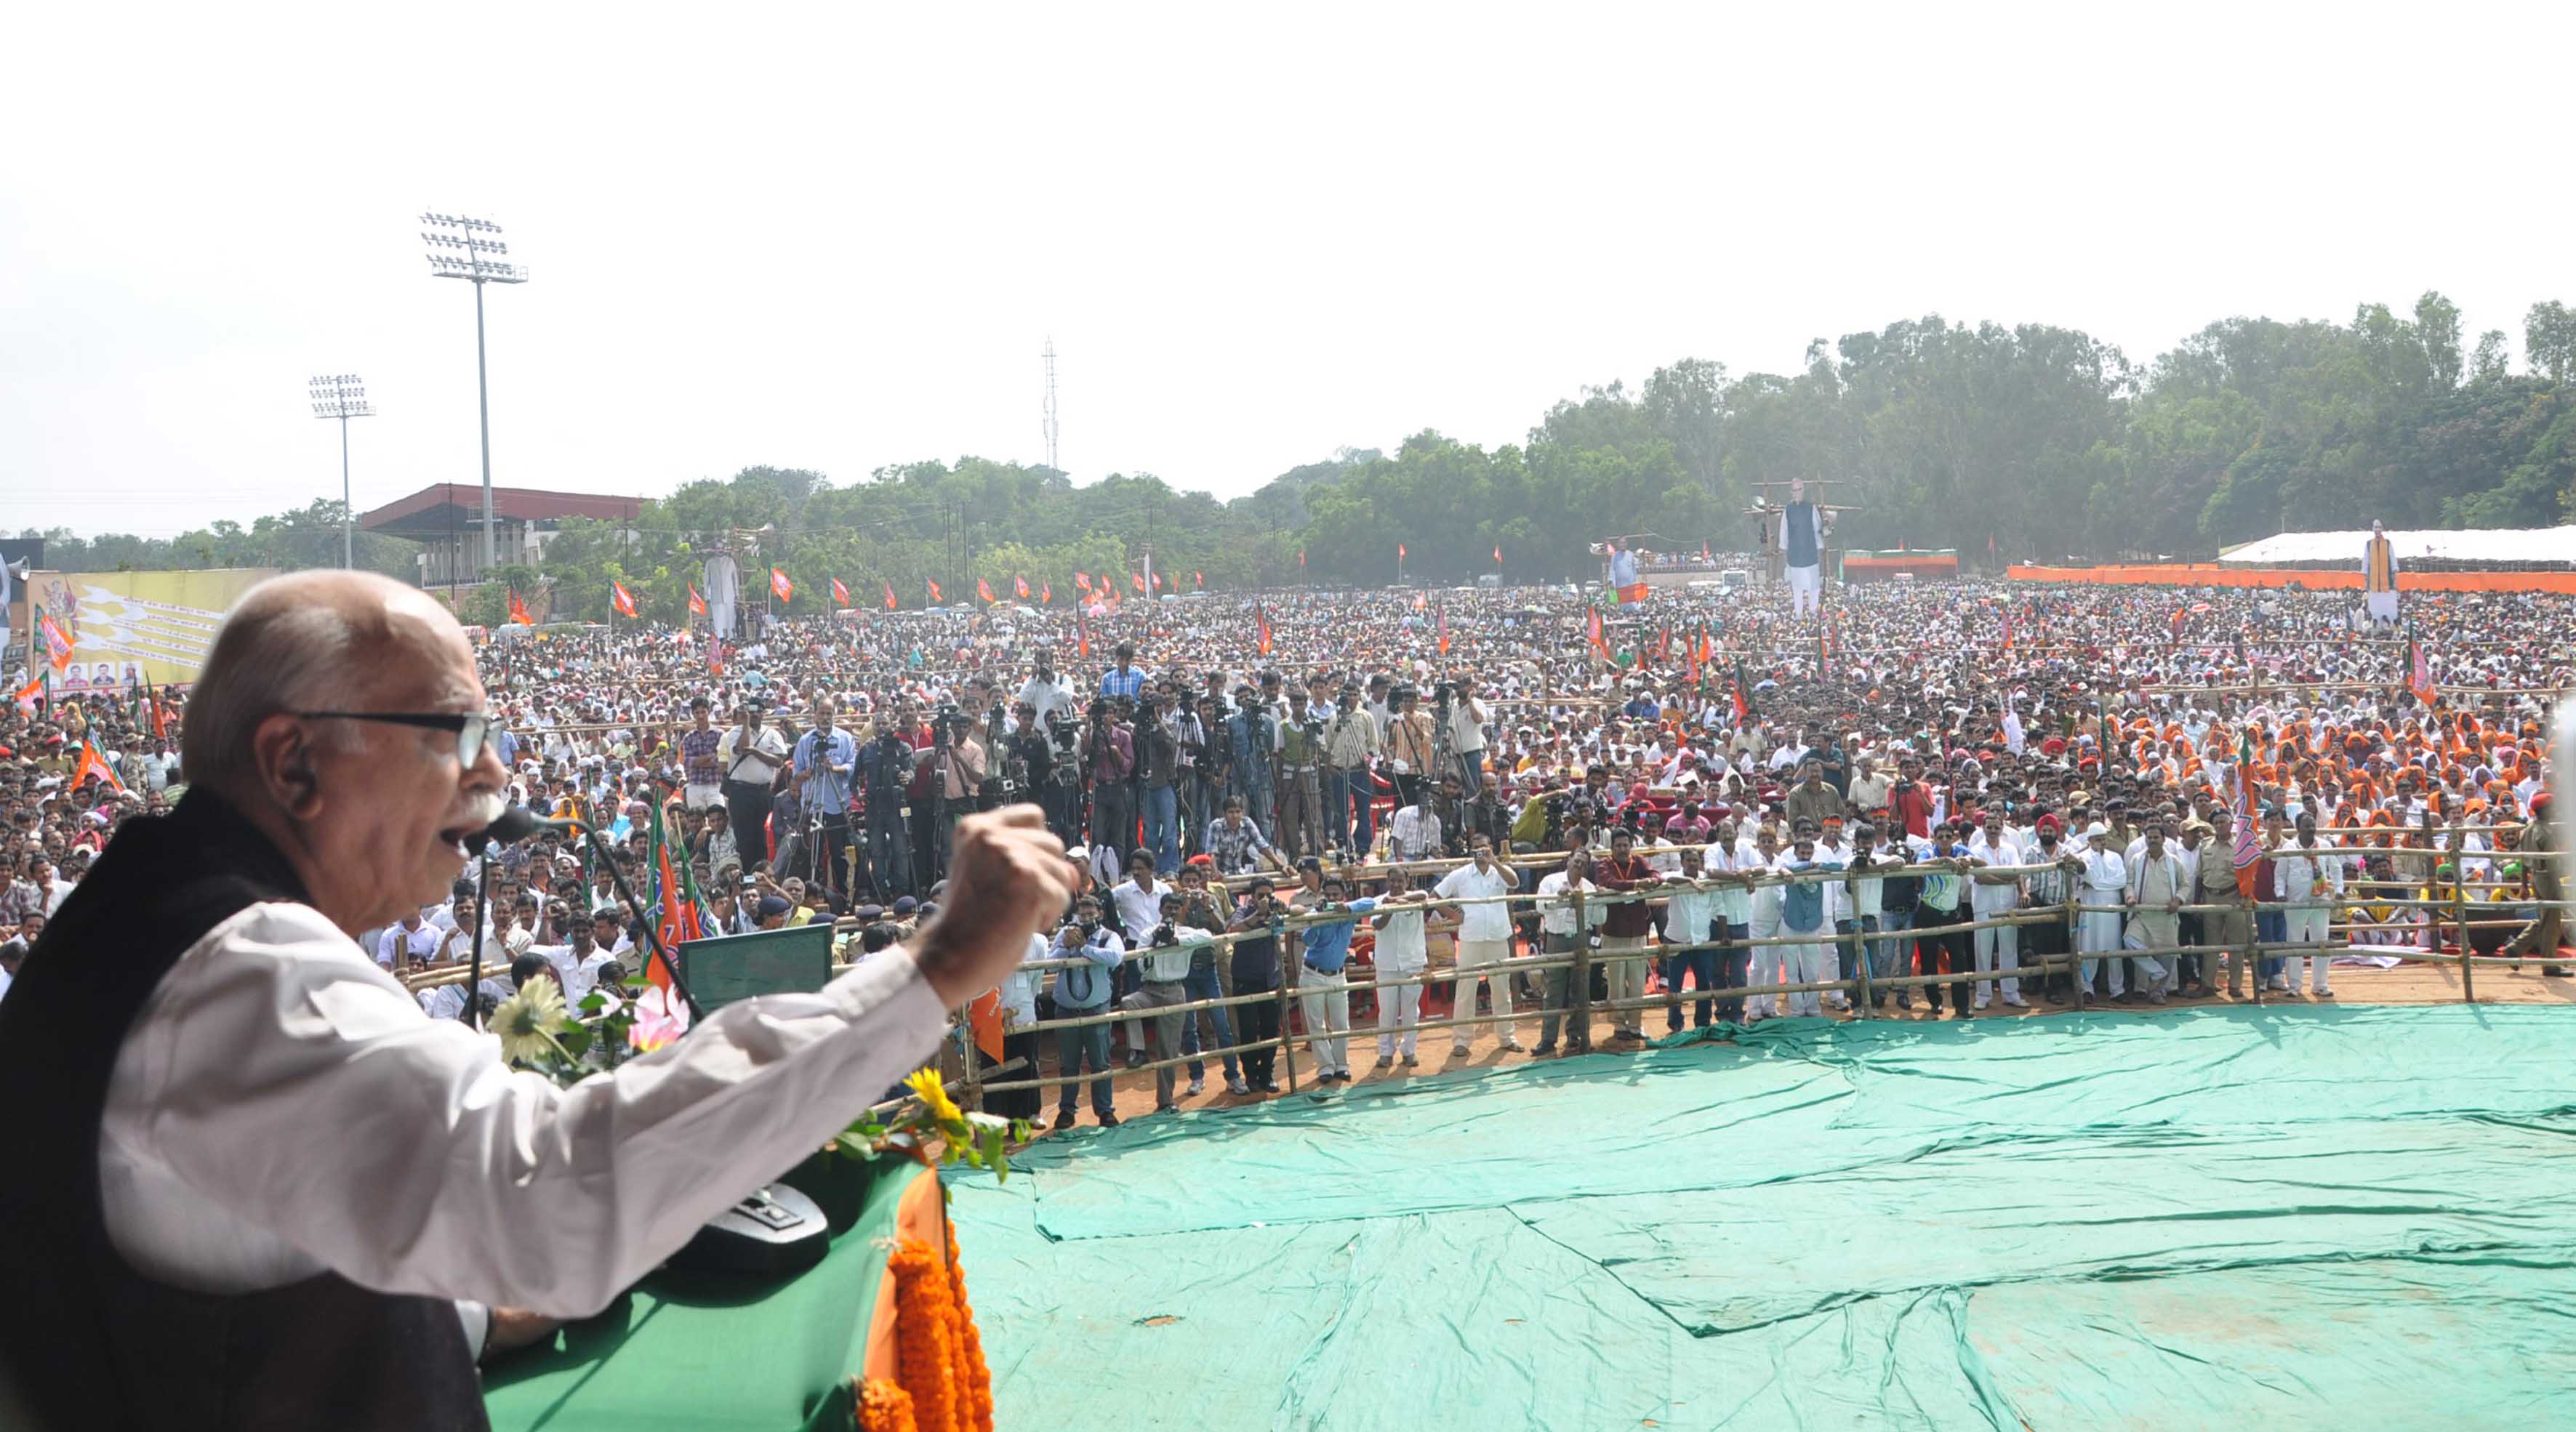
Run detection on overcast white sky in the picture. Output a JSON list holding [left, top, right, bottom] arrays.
[[4, 3, 2569, 538]]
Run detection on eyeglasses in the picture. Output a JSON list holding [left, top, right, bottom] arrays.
[[295, 710, 492, 768]]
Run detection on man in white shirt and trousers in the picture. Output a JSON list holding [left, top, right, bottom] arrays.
[[2272, 812, 2346, 996], [0, 571, 1072, 1431], [1435, 836, 1526, 1055]]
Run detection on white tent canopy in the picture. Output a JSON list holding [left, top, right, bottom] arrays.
[[2220, 526, 2576, 568]]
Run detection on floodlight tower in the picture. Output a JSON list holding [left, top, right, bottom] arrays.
[[1043, 337, 1060, 475], [420, 212, 529, 574], [308, 374, 374, 568]]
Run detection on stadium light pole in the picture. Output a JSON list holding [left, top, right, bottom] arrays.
[[420, 212, 529, 576], [308, 374, 373, 568]]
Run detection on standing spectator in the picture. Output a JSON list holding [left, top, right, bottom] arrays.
[[1435, 835, 1525, 1054], [1589, 829, 1658, 1042], [1047, 895, 1124, 1131], [1227, 878, 1288, 1092], [1098, 643, 1147, 701], [1965, 808, 2026, 1009], [1370, 878, 1436, 1069], [1385, 685, 1436, 811], [1291, 872, 1380, 1082], [715, 701, 788, 871], [1659, 845, 1717, 1031], [678, 698, 724, 811], [1323, 683, 1381, 856]]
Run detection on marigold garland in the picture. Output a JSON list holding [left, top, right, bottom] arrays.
[[886, 1231, 995, 1432], [888, 1239, 960, 1432], [856, 1377, 919, 1432], [946, 1224, 995, 1432]]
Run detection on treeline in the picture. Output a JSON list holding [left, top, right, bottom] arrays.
[[23, 294, 2575, 625]]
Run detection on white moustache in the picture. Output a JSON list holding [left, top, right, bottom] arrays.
[[457, 792, 506, 831]]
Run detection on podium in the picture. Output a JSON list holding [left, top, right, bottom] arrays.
[[482, 1159, 942, 1432]]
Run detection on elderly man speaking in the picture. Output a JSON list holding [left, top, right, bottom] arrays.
[[0, 572, 1072, 1431]]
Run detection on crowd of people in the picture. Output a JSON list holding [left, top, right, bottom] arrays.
[[4, 573, 2568, 1113]]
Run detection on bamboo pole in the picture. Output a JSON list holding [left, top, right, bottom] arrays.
[[2452, 825, 2476, 1005]]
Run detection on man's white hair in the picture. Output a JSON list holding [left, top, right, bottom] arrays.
[[180, 573, 413, 800]]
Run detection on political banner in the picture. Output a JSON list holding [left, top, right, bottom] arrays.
[[33, 569, 273, 687]]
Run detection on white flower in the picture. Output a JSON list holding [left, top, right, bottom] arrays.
[[491, 979, 568, 1066]]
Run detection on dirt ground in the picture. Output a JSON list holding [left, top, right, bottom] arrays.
[[1013, 952, 2576, 1130]]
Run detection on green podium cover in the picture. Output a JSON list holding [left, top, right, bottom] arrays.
[[483, 1160, 914, 1432]]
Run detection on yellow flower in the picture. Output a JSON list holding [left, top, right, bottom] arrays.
[[902, 1069, 963, 1126], [491, 978, 568, 1066]]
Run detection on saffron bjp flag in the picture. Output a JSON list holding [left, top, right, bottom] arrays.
[[831, 577, 851, 608], [74, 736, 129, 796], [1437, 603, 1450, 656], [2229, 727, 2261, 893], [1397, 542, 1407, 560], [1075, 571, 1091, 590], [688, 583, 709, 616], [1193, 571, 1203, 590], [926, 578, 942, 603], [978, 577, 998, 603], [611, 579, 639, 619], [884, 579, 898, 611], [1585, 605, 1608, 658], [770, 567, 795, 604], [643, 803, 696, 990], [39, 611, 74, 670], [1014, 574, 1030, 600], [1040, 581, 1051, 603], [1255, 606, 1273, 656], [12, 673, 41, 713], [967, 991, 1004, 1062], [507, 590, 534, 627], [1493, 544, 1503, 565], [2407, 634, 2437, 705], [1075, 603, 1094, 660]]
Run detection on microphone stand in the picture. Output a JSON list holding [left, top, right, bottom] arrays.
[[579, 824, 705, 1021], [462, 837, 495, 1027]]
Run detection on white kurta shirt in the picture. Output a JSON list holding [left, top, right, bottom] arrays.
[[101, 901, 947, 1324]]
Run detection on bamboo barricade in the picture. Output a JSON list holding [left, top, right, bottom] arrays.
[[938, 857, 2576, 1100]]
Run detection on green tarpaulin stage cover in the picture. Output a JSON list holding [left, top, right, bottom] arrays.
[[951, 1006, 2576, 1430], [483, 1162, 915, 1432]]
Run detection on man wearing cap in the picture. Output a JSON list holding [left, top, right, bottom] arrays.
[[2194, 809, 2250, 997], [2076, 821, 2132, 999]]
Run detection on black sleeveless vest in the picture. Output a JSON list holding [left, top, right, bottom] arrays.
[[0, 790, 487, 1431]]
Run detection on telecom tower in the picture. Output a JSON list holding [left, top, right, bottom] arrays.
[[1042, 337, 1059, 475]]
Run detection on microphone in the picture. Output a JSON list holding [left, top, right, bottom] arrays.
[[478, 805, 587, 847]]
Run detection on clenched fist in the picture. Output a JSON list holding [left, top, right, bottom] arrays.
[[911, 805, 1077, 1007]]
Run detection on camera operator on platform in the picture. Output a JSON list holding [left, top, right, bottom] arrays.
[[0, 571, 1073, 1432]]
